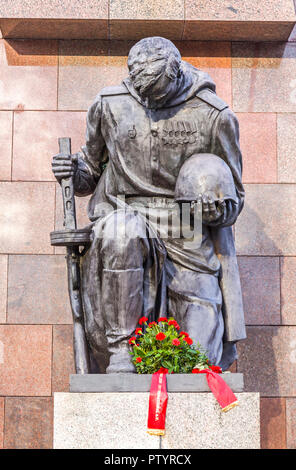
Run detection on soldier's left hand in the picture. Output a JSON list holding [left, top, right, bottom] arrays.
[[197, 193, 225, 224]]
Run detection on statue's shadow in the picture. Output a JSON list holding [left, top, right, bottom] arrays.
[[235, 203, 284, 433]]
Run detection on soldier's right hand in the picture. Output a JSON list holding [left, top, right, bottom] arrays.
[[51, 153, 77, 182]]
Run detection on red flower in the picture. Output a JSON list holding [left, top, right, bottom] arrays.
[[128, 336, 136, 344], [158, 368, 169, 373], [184, 337, 193, 345], [179, 331, 189, 337], [158, 317, 168, 323], [210, 365, 222, 374], [148, 322, 157, 328], [139, 316, 148, 325], [135, 328, 142, 335], [136, 357, 142, 363], [156, 332, 166, 341], [172, 338, 181, 346], [192, 368, 207, 374], [168, 320, 180, 330]]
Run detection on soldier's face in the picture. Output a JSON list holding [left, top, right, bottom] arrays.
[[130, 56, 177, 107]]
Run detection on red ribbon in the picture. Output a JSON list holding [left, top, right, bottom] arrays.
[[147, 371, 168, 435], [147, 368, 237, 436], [200, 369, 238, 411]]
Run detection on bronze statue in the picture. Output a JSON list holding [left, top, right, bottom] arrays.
[[51, 37, 246, 374]]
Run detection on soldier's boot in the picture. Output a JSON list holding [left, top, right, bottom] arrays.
[[102, 268, 144, 373]]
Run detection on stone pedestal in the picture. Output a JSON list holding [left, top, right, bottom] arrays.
[[53, 374, 260, 449]]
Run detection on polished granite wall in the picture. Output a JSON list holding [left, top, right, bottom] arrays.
[[1, 28, 296, 448]]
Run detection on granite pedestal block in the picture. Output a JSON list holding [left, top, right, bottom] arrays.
[[0, 0, 295, 41], [54, 374, 260, 449]]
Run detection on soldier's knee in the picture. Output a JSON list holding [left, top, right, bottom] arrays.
[[100, 210, 148, 268], [102, 209, 145, 239]]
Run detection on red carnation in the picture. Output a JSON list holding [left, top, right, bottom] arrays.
[[210, 365, 222, 374], [139, 316, 148, 325], [148, 322, 157, 328], [184, 337, 193, 345], [158, 317, 168, 323], [135, 328, 142, 335], [128, 336, 136, 344], [158, 368, 169, 373], [179, 331, 189, 337], [136, 357, 142, 363], [168, 320, 180, 330], [172, 338, 181, 346], [156, 332, 166, 341], [192, 368, 207, 374]]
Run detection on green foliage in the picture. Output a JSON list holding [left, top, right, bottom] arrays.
[[130, 317, 210, 374]]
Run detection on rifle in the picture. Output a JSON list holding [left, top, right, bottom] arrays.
[[50, 137, 90, 374]]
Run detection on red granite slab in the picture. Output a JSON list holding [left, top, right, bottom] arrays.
[[238, 256, 280, 325], [0, 325, 52, 396], [237, 113, 277, 184], [7, 255, 72, 324], [13, 111, 86, 181], [278, 114, 296, 183], [235, 184, 296, 256], [176, 41, 232, 106], [0, 111, 13, 180], [280, 257, 296, 325], [0, 182, 55, 254], [286, 398, 296, 448], [4, 397, 53, 449], [52, 325, 74, 392], [0, 398, 3, 449], [0, 255, 7, 323], [0, 39, 57, 110], [232, 42, 296, 113], [238, 326, 296, 396], [260, 398, 286, 449]]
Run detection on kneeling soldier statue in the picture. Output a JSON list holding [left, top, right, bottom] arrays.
[[51, 37, 246, 374]]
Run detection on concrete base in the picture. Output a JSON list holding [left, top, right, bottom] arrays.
[[53, 391, 260, 449], [70, 372, 244, 393]]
